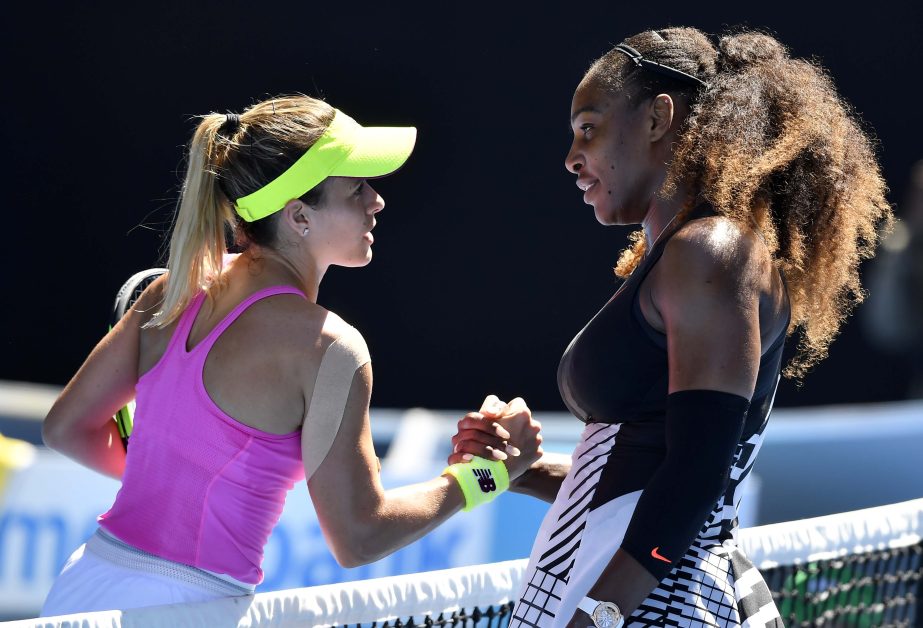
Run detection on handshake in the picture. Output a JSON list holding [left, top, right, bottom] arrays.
[[447, 395, 544, 483]]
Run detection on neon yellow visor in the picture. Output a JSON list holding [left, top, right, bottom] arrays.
[[234, 109, 416, 222]]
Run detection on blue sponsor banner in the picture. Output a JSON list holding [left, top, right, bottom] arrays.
[[0, 450, 549, 616]]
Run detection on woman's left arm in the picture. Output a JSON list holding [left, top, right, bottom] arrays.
[[567, 222, 763, 626]]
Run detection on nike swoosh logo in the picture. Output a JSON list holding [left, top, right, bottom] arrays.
[[651, 547, 671, 563]]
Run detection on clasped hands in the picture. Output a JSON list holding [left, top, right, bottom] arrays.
[[447, 394, 543, 481], [449, 400, 597, 627]]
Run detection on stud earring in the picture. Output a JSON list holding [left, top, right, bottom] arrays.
[[302, 227, 310, 236]]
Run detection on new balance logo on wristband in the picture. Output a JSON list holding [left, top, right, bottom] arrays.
[[473, 468, 497, 493]]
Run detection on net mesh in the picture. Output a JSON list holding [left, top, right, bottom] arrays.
[[764, 544, 921, 627], [742, 498, 922, 627], [20, 499, 922, 628], [328, 602, 514, 627]]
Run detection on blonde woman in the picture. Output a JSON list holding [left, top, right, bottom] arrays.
[[41, 95, 542, 615]]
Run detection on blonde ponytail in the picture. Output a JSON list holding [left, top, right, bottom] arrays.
[[149, 114, 233, 328]]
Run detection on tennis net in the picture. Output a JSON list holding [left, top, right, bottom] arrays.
[[17, 498, 922, 627], [743, 498, 922, 626]]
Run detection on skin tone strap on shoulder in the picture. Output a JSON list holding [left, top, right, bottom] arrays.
[[302, 325, 371, 481]]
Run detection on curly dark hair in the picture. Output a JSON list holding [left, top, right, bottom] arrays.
[[587, 28, 893, 379]]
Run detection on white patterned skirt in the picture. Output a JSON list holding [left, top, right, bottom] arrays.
[[510, 423, 782, 627]]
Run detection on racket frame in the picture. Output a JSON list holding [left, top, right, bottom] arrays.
[[111, 268, 167, 450]]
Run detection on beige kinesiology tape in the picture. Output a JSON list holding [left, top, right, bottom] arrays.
[[302, 323, 371, 480]]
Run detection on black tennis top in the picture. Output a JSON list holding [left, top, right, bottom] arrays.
[[557, 212, 790, 442]]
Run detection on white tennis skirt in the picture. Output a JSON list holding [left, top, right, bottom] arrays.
[[41, 528, 254, 617]]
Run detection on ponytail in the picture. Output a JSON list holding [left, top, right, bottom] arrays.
[[672, 31, 891, 379], [148, 114, 234, 329]]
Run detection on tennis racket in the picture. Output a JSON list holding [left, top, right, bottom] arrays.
[[111, 267, 167, 450]]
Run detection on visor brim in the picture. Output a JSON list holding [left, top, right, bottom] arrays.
[[330, 126, 417, 179]]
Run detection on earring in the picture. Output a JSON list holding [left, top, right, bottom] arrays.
[[302, 227, 310, 236]]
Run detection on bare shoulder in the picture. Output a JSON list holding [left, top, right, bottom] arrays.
[[659, 215, 771, 293], [215, 290, 335, 364], [248, 287, 322, 319]]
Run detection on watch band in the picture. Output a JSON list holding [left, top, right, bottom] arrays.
[[578, 595, 599, 616]]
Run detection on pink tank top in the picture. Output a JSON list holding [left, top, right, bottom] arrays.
[[99, 286, 307, 585]]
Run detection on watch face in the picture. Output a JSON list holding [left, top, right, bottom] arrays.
[[593, 603, 622, 628]]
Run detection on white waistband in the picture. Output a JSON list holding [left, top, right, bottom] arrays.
[[89, 529, 255, 596]]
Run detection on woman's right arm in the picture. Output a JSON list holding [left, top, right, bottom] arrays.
[[449, 406, 569, 504], [305, 363, 542, 567], [42, 277, 165, 479]]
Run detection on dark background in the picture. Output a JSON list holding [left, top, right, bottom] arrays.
[[3, 2, 921, 411]]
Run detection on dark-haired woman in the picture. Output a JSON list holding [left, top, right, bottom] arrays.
[[40, 96, 542, 615], [451, 28, 890, 627]]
